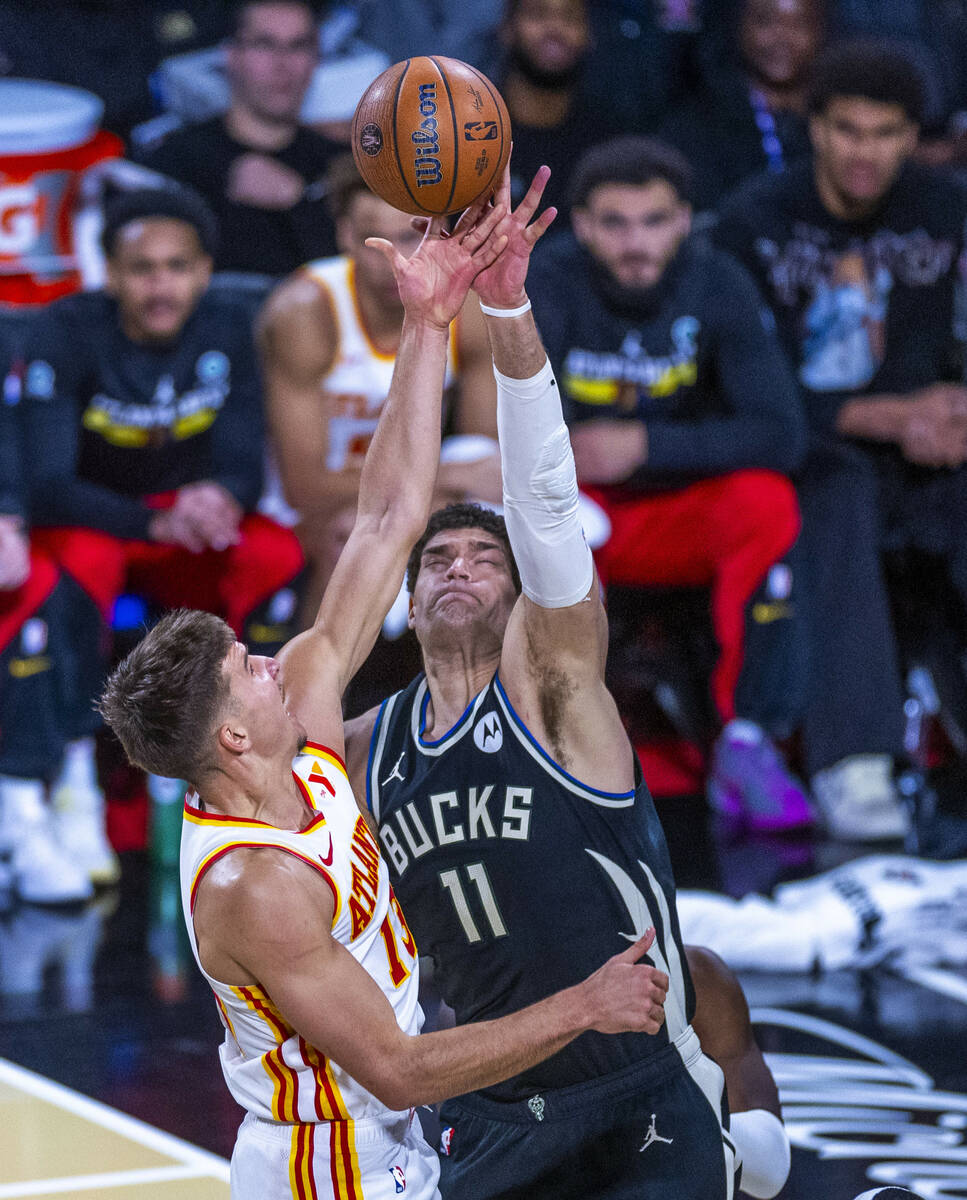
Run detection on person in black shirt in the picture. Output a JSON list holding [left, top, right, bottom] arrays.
[[0, 358, 100, 905], [525, 137, 811, 831], [498, 0, 633, 221], [660, 0, 823, 211], [22, 186, 304, 792], [715, 41, 967, 840], [138, 0, 343, 276]]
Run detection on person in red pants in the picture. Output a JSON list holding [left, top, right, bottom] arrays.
[[19, 185, 304, 837], [528, 137, 812, 829]]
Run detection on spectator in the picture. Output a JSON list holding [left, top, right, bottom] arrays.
[[21, 186, 305, 803], [138, 0, 343, 276], [258, 155, 502, 628], [715, 40, 967, 840], [529, 137, 811, 830], [0, 354, 103, 903], [497, 0, 634, 219], [660, 0, 824, 211]]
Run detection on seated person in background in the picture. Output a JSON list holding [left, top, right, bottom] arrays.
[[0, 378, 102, 903], [258, 155, 502, 628], [21, 186, 305, 796], [498, 0, 634, 220], [528, 138, 811, 830], [715, 41, 967, 841], [137, 0, 343, 277], [660, 0, 824, 212]]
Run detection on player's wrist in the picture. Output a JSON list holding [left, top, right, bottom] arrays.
[[479, 293, 530, 317]]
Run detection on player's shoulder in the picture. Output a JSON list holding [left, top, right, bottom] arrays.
[[259, 263, 339, 343], [716, 160, 805, 229], [530, 230, 585, 282], [892, 161, 967, 229], [27, 290, 112, 354]]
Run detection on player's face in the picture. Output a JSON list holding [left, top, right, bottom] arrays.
[[409, 528, 519, 648], [810, 96, 918, 211], [573, 181, 691, 289], [107, 219, 212, 344], [224, 642, 305, 754], [338, 193, 424, 307], [503, 0, 590, 80], [227, 2, 317, 122], [739, 0, 823, 89]]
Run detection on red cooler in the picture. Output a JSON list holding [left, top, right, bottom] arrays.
[[0, 79, 122, 305]]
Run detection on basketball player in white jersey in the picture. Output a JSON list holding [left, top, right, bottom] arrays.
[[259, 154, 503, 624], [99, 189, 670, 1200]]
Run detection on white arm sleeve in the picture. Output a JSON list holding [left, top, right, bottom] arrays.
[[495, 358, 594, 609], [729, 1109, 791, 1199]]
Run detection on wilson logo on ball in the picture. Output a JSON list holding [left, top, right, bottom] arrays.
[[464, 121, 498, 141], [412, 82, 443, 187]]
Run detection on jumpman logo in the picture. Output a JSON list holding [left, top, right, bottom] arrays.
[[382, 752, 406, 786], [639, 1114, 673, 1152]]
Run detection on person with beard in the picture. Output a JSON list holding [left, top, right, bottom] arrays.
[[660, 0, 824, 212], [138, 0, 343, 276], [715, 42, 967, 841], [526, 137, 813, 829], [498, 0, 633, 220]]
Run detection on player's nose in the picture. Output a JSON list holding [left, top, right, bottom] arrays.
[[446, 555, 471, 578]]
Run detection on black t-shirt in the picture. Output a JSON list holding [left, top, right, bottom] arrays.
[[659, 72, 811, 212], [527, 232, 805, 484], [0, 393, 23, 521], [715, 159, 967, 431], [21, 289, 265, 539], [138, 117, 342, 275]]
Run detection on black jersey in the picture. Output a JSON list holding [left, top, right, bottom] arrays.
[[368, 671, 695, 1101]]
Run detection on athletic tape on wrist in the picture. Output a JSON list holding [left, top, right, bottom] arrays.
[[479, 299, 532, 318], [496, 358, 594, 608], [728, 1110, 790, 1199]]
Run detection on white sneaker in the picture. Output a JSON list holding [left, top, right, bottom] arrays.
[[812, 755, 911, 842], [0, 776, 94, 904], [51, 786, 120, 887]]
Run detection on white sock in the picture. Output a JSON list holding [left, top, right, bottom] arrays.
[[0, 776, 48, 836], [724, 719, 763, 745], [53, 738, 100, 794]]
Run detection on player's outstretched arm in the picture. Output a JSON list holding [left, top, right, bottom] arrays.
[[474, 165, 634, 794], [277, 197, 508, 730], [197, 852, 667, 1112]]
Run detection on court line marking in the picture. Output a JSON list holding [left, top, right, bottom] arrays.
[[0, 1166, 210, 1198], [0, 1057, 230, 1182]]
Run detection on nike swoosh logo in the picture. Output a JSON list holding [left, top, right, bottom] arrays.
[[319, 834, 334, 866]]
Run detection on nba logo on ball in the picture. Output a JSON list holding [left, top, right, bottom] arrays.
[[351, 56, 511, 215]]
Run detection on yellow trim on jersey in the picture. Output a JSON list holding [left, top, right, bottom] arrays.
[[302, 742, 350, 780], [347, 259, 397, 362]]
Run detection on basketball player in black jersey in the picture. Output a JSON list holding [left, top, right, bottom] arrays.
[[344, 168, 787, 1198]]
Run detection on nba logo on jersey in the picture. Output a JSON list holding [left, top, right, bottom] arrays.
[[440, 1127, 454, 1156], [473, 712, 503, 753], [389, 1164, 406, 1191]]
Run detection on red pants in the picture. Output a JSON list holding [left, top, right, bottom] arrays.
[[0, 550, 59, 654], [32, 514, 305, 638], [585, 470, 800, 722]]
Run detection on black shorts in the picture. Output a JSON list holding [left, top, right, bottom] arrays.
[[438, 1027, 737, 1200]]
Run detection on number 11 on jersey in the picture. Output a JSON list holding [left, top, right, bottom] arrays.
[[440, 863, 508, 943]]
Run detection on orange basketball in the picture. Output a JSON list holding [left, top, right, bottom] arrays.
[[351, 56, 511, 216]]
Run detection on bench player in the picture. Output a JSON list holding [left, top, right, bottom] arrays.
[[99, 191, 670, 1199]]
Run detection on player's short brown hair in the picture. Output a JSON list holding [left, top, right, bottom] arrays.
[[325, 153, 373, 222], [98, 609, 235, 783], [406, 503, 522, 594]]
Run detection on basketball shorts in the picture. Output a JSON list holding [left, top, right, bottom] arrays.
[[230, 1107, 440, 1199], [438, 1026, 737, 1200]]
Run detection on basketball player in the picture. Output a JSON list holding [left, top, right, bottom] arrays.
[[99, 193, 670, 1199], [346, 167, 742, 1197], [258, 154, 502, 625]]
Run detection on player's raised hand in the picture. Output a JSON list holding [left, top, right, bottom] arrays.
[[364, 194, 507, 331], [577, 927, 669, 1036], [472, 162, 557, 311]]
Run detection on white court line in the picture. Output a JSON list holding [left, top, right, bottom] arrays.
[[0, 1166, 208, 1198], [0, 1057, 230, 1181], [895, 964, 967, 1007]]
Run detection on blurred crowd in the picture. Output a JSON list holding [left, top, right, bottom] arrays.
[[3, 0, 967, 907]]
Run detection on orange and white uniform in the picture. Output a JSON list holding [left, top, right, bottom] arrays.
[[180, 741, 440, 1200], [302, 256, 459, 471]]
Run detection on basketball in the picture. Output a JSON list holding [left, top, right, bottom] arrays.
[[351, 56, 511, 217]]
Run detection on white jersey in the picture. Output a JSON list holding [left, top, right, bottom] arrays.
[[303, 255, 458, 471], [180, 741, 423, 1128]]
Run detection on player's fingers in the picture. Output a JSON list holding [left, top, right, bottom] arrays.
[[472, 232, 509, 269], [364, 236, 402, 270], [454, 191, 498, 242], [466, 202, 507, 253], [410, 216, 430, 234], [515, 164, 551, 225], [615, 927, 656, 964], [525, 205, 558, 246]]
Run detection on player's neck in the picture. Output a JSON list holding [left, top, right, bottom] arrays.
[[502, 72, 573, 128], [422, 647, 500, 740], [200, 754, 309, 829], [354, 276, 404, 352], [225, 102, 298, 152]]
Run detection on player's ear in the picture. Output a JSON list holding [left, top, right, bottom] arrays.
[[218, 721, 250, 756], [407, 593, 416, 630]]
